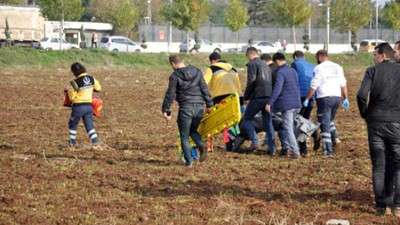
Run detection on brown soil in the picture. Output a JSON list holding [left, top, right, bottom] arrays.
[[0, 67, 398, 225]]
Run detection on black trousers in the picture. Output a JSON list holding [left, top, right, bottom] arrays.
[[368, 122, 400, 208]]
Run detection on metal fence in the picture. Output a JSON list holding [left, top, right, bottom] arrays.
[[139, 25, 400, 44]]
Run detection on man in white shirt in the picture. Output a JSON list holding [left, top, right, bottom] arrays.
[[303, 50, 349, 157]]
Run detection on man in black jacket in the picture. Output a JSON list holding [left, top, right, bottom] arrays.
[[357, 43, 400, 217], [162, 54, 213, 167], [242, 47, 275, 153]]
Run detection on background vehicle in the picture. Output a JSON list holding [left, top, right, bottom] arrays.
[[359, 39, 387, 52], [39, 37, 80, 50], [0, 5, 44, 48], [179, 38, 222, 53], [241, 41, 282, 54], [99, 36, 143, 52]]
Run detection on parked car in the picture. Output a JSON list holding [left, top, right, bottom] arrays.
[[241, 41, 282, 54], [222, 47, 241, 53], [359, 39, 387, 52], [99, 36, 143, 52], [39, 37, 80, 50], [179, 38, 222, 53]]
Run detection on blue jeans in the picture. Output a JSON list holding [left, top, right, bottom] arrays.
[[368, 122, 400, 208], [264, 130, 287, 150], [281, 109, 300, 155], [243, 98, 275, 151], [177, 104, 205, 166], [69, 104, 99, 146], [316, 97, 340, 155]]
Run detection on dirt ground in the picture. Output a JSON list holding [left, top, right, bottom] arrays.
[[0, 66, 398, 225]]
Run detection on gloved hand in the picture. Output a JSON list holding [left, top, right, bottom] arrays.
[[303, 99, 309, 107], [342, 98, 349, 110]]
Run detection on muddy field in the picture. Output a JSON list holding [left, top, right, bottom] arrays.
[[0, 66, 397, 225]]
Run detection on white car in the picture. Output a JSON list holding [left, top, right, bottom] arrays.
[[39, 37, 80, 50], [179, 38, 222, 53], [241, 41, 282, 54], [99, 36, 143, 52]]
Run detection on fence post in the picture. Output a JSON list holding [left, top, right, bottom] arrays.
[[223, 26, 226, 43], [209, 25, 212, 42]]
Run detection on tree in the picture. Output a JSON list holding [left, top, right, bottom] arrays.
[[88, 0, 138, 38], [163, 0, 211, 53], [330, 0, 371, 52], [88, 0, 117, 23], [132, 0, 166, 25], [111, 0, 138, 37], [385, 2, 400, 41], [5, 17, 11, 47], [243, 0, 274, 26], [79, 25, 86, 48], [210, 1, 228, 26], [37, 0, 84, 21], [224, 0, 248, 51], [268, 0, 312, 50]]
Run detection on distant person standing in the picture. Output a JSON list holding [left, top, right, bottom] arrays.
[[91, 32, 97, 48], [265, 53, 302, 159], [281, 39, 287, 52], [162, 54, 213, 167], [291, 51, 320, 156], [357, 43, 400, 217], [303, 50, 349, 157], [242, 47, 275, 153]]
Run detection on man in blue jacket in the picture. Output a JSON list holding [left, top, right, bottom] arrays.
[[291, 51, 320, 156], [265, 53, 302, 159]]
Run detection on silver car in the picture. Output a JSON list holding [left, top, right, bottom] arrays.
[[99, 36, 143, 52], [241, 41, 282, 54]]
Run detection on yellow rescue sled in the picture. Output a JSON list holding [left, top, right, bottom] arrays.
[[177, 93, 241, 162]]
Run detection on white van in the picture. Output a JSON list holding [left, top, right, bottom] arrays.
[[99, 36, 143, 52]]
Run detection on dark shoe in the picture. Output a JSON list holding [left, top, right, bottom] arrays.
[[291, 153, 301, 159], [266, 150, 275, 157], [376, 207, 386, 216], [232, 136, 245, 152], [300, 152, 308, 158], [279, 148, 290, 157], [247, 144, 261, 152], [313, 134, 321, 151], [198, 144, 207, 162]]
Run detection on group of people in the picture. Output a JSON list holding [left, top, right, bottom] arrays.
[[64, 40, 400, 217], [161, 48, 349, 166]]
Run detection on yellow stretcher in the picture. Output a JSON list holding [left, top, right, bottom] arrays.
[[177, 93, 241, 162]]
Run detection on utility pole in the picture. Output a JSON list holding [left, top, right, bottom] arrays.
[[375, 0, 379, 45], [168, 0, 172, 53], [147, 0, 151, 43], [326, 0, 330, 52], [59, 0, 64, 50]]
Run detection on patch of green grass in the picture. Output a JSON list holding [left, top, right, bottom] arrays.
[[0, 47, 374, 71]]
